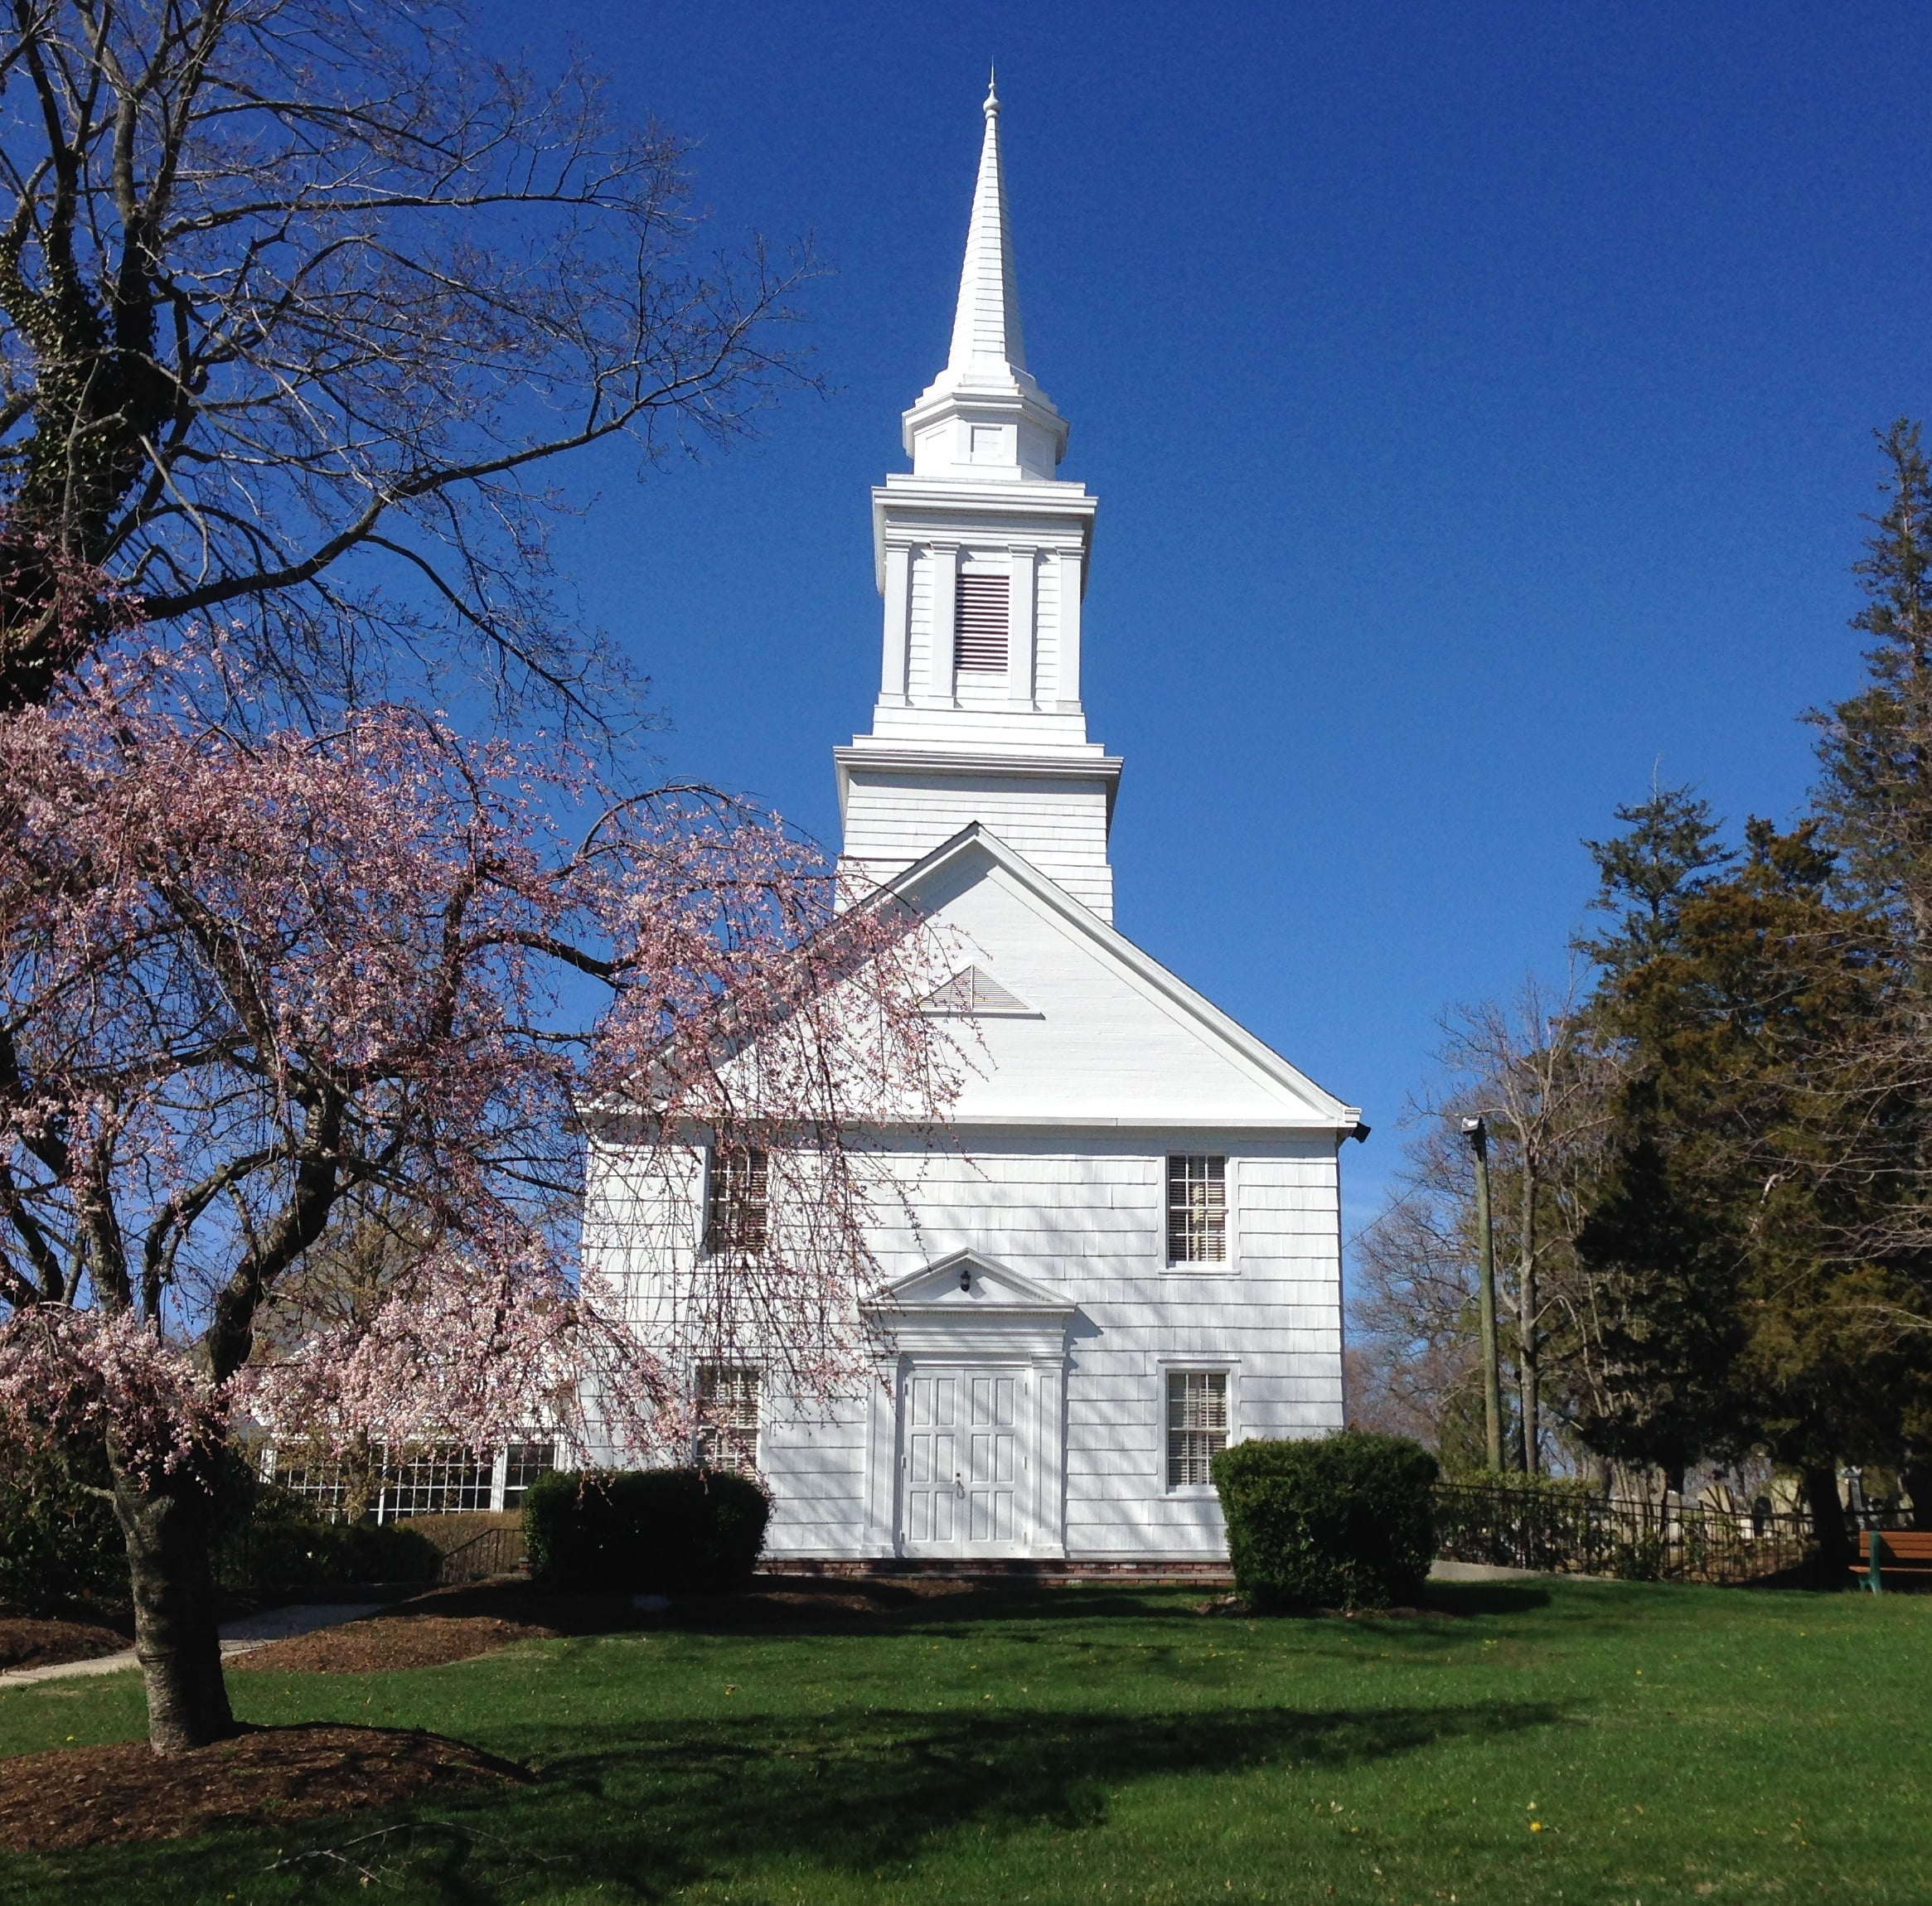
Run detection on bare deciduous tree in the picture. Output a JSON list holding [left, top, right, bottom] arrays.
[[1349, 977, 1613, 1473], [0, 0, 811, 715], [1439, 979, 1614, 1472]]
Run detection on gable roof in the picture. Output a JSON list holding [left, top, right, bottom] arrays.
[[878, 823, 1363, 1134]]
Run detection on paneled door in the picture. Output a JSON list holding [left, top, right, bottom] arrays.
[[901, 1366, 1026, 1555]]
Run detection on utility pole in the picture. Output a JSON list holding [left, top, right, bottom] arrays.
[[1462, 1115, 1504, 1472]]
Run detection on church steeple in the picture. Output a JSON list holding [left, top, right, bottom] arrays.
[[901, 78, 1068, 482], [837, 84, 1119, 920], [946, 75, 1026, 380]]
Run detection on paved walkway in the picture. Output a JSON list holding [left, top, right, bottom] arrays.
[[0, 1602, 382, 1688]]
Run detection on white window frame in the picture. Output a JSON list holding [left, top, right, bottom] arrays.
[[695, 1364, 762, 1478], [703, 1143, 769, 1260], [1157, 1360, 1238, 1495], [1163, 1152, 1238, 1273]]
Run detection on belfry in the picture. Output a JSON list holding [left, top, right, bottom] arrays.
[[837, 79, 1121, 919]]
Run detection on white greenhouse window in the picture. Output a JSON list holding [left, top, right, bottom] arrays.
[[954, 571, 1010, 672], [1166, 1371, 1228, 1488], [1166, 1154, 1227, 1263], [696, 1366, 761, 1477]]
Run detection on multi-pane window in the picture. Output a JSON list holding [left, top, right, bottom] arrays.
[[502, 1441, 559, 1507], [705, 1145, 769, 1256], [954, 571, 1010, 672], [265, 1449, 349, 1517], [1167, 1371, 1229, 1488], [695, 1366, 761, 1477], [382, 1444, 496, 1518], [261, 1437, 557, 1522], [1166, 1154, 1227, 1263]]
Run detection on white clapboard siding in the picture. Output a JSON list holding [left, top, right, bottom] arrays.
[[593, 1118, 1348, 1561]]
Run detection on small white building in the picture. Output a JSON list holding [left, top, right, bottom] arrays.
[[586, 84, 1361, 1564]]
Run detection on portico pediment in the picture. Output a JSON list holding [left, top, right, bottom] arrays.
[[869, 1248, 1073, 1316], [864, 1250, 1075, 1360]]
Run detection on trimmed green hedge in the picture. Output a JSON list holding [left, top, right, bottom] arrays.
[[0, 1439, 440, 1609], [0, 1441, 125, 1613], [224, 1484, 439, 1590], [524, 1468, 770, 1594], [1213, 1431, 1439, 1610]]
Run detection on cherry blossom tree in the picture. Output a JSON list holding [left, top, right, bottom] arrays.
[[0, 637, 954, 1752]]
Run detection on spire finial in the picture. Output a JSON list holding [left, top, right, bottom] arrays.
[[946, 78, 1024, 375], [985, 65, 999, 113]]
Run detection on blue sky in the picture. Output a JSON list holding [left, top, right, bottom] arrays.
[[487, 1, 1931, 1233]]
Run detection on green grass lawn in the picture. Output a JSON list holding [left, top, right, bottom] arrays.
[[0, 1577, 1925, 1904]]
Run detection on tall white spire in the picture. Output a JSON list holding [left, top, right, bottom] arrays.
[[945, 74, 1027, 379], [901, 81, 1067, 479]]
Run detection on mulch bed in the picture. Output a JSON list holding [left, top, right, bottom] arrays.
[[0, 1618, 129, 1672], [0, 1723, 529, 1853], [231, 1613, 554, 1675]]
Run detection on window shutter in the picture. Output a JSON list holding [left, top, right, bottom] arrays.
[[954, 572, 1010, 671]]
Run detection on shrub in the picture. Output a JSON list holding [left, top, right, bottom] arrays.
[[524, 1467, 770, 1594], [219, 1484, 439, 1591], [1213, 1431, 1439, 1610], [0, 1439, 126, 1612]]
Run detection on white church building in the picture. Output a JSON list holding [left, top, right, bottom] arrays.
[[588, 85, 1362, 1564]]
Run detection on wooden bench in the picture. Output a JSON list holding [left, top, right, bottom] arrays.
[[1853, 1529, 1932, 1592]]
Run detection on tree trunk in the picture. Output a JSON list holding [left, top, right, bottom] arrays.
[[1801, 1463, 1852, 1579], [109, 1461, 236, 1753], [1516, 1163, 1540, 1476]]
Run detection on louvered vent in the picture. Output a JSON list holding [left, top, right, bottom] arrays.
[[954, 572, 1010, 672], [918, 965, 1036, 1017]]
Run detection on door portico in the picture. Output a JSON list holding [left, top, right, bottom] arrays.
[[861, 1251, 1075, 1559]]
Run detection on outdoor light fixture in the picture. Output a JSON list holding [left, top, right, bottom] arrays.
[[959, 1268, 971, 1291]]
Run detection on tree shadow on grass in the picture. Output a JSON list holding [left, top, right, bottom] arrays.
[[532, 1693, 1569, 1895], [0, 1694, 1570, 1904]]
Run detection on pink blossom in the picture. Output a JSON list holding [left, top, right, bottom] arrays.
[[0, 635, 956, 1478]]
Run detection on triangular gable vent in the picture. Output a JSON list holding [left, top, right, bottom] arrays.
[[919, 965, 1037, 1017]]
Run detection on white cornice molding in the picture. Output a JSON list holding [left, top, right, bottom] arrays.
[[871, 480, 1095, 591], [834, 745, 1122, 829]]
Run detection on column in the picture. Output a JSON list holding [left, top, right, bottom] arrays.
[[1056, 549, 1083, 710], [929, 544, 961, 705], [879, 542, 911, 706], [1007, 548, 1037, 708]]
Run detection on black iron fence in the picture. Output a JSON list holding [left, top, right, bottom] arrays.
[[400, 1512, 527, 1584], [1433, 1480, 1815, 1584]]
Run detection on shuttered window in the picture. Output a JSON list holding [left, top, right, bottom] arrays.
[[954, 571, 1010, 672], [1167, 1154, 1227, 1262], [705, 1145, 768, 1256], [696, 1366, 761, 1477], [1167, 1371, 1228, 1488]]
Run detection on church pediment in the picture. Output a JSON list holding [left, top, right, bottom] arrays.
[[869, 1249, 1073, 1316], [884, 824, 1363, 1132]]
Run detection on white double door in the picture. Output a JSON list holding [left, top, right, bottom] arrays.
[[901, 1364, 1030, 1555]]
